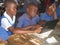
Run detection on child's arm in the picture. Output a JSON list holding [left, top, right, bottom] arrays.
[[53, 11, 58, 20], [22, 25, 43, 31], [39, 20, 46, 27], [1, 18, 42, 34], [0, 38, 2, 42], [52, 4, 58, 19], [20, 26, 34, 30], [8, 26, 42, 34]]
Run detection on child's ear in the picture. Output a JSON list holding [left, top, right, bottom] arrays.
[[5, 7, 8, 11], [5, 7, 9, 12], [27, 8, 29, 12]]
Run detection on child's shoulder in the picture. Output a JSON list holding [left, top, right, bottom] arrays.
[[41, 12, 47, 16], [1, 15, 9, 23], [18, 13, 27, 20]]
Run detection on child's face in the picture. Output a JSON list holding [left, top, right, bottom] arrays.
[[6, 3, 17, 16], [27, 6, 38, 18], [46, 8, 53, 16]]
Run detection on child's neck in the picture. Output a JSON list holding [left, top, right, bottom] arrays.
[[10, 15, 13, 20], [28, 15, 32, 20], [27, 13, 33, 19]]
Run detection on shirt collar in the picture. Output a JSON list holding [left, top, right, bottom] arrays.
[[3, 11, 16, 24], [3, 11, 10, 18], [24, 13, 38, 20]]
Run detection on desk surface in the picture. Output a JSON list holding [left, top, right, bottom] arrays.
[[0, 21, 60, 45], [7, 21, 60, 45], [42, 22, 60, 45]]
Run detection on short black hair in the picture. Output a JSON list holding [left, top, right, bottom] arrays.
[[4, 0, 17, 8], [27, 3, 38, 8]]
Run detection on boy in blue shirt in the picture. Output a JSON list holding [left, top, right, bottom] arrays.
[[17, 3, 41, 29], [0, 0, 42, 41]]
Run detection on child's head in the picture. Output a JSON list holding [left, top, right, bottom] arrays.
[[4, 0, 17, 16], [46, 5, 53, 16], [26, 3, 38, 18]]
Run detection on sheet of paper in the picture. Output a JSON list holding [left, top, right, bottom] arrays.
[[39, 30, 53, 39], [28, 30, 53, 39], [46, 36, 58, 44]]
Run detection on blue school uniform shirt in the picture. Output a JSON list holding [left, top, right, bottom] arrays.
[[56, 6, 60, 19], [0, 12, 16, 41], [1, 12, 16, 36], [0, 26, 8, 41], [40, 12, 54, 21], [17, 13, 40, 28]]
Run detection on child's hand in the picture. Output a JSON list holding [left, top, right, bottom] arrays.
[[39, 20, 46, 27], [32, 25, 42, 29], [52, 4, 56, 12], [0, 38, 2, 42], [24, 26, 33, 30], [34, 27, 43, 33]]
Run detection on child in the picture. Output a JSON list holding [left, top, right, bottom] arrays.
[[39, 4, 58, 26], [17, 3, 41, 29], [0, 0, 42, 41], [40, 4, 58, 22]]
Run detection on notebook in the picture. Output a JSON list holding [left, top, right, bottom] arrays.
[[44, 19, 59, 29]]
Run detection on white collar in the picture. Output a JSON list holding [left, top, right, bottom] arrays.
[[3, 11, 16, 24]]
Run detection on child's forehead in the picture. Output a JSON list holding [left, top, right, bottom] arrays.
[[27, 3, 38, 8], [6, 3, 16, 8], [28, 5, 38, 9], [4, 0, 17, 8], [8, 2, 16, 5], [11, 3, 16, 5]]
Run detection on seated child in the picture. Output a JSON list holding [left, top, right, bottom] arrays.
[[40, 4, 58, 21], [39, 4, 58, 26], [17, 3, 40, 29], [0, 0, 42, 41]]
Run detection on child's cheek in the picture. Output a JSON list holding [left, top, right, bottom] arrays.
[[11, 9, 16, 15]]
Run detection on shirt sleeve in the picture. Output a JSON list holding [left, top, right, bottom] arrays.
[[36, 15, 40, 23], [40, 14, 46, 20], [1, 18, 12, 30], [16, 18, 24, 28]]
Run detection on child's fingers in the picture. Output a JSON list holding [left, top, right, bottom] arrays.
[[0, 38, 2, 42]]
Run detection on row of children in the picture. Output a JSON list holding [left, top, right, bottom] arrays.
[[0, 0, 59, 42], [0, 0, 42, 42]]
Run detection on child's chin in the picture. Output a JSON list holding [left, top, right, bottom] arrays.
[[13, 14, 16, 16]]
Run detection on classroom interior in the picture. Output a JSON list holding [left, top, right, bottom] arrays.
[[0, 0, 60, 45]]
